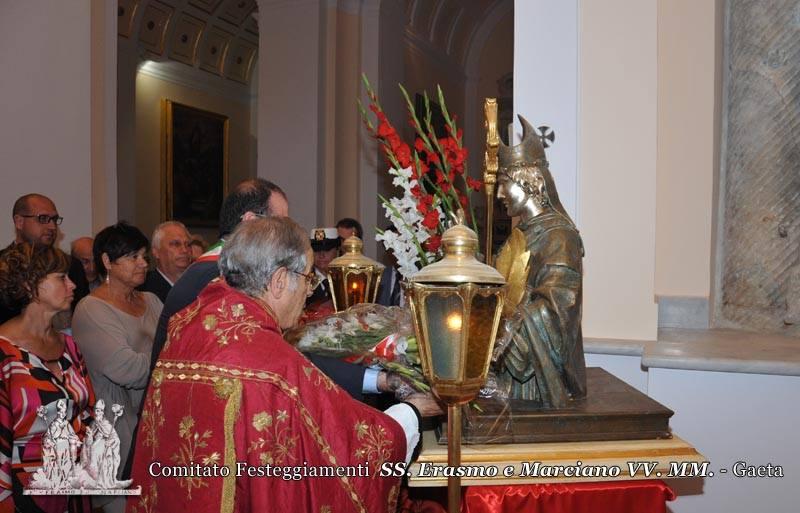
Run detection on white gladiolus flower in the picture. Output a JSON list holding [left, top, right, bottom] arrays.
[[376, 167, 441, 279]]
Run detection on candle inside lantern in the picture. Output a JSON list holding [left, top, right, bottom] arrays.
[[446, 312, 462, 331], [347, 278, 365, 305]]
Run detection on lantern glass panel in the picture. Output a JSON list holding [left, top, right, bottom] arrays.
[[466, 292, 500, 379], [423, 293, 465, 381]]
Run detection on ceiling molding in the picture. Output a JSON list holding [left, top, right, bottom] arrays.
[[463, 0, 513, 77], [445, 6, 464, 58], [403, 27, 466, 79], [138, 59, 255, 103]]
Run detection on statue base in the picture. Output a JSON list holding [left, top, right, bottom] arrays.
[[438, 367, 673, 444]]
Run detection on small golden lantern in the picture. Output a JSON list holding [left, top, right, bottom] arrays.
[[405, 222, 506, 513], [327, 236, 385, 312]]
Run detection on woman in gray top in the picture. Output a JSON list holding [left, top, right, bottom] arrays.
[[72, 223, 161, 512]]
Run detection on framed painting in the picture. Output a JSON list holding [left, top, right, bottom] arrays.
[[162, 100, 229, 227]]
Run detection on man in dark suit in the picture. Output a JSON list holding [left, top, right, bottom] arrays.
[[127, 178, 412, 478], [1, 194, 89, 323], [137, 221, 192, 302]]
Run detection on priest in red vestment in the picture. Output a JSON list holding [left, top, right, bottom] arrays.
[[128, 217, 435, 513]]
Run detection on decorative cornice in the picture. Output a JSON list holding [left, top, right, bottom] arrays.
[[137, 59, 256, 103], [403, 27, 466, 79]]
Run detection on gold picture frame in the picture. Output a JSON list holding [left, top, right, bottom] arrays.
[[162, 100, 229, 227]]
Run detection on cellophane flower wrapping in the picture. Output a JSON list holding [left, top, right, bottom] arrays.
[[284, 304, 429, 392]]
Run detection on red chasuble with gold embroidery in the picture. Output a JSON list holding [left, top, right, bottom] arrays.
[[128, 281, 406, 513]]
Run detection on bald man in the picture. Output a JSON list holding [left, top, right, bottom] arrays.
[[70, 236, 101, 290], [1, 194, 89, 323]]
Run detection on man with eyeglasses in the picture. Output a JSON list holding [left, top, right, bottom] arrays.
[[137, 221, 192, 302], [127, 178, 412, 477], [0, 194, 89, 323]]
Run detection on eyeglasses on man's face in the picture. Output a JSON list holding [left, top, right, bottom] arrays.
[[19, 214, 64, 226], [292, 269, 321, 290]]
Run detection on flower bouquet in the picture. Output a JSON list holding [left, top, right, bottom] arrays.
[[358, 75, 483, 279], [285, 304, 429, 392]]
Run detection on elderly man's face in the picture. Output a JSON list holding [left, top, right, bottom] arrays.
[[14, 196, 59, 246], [282, 248, 314, 329], [154, 225, 191, 277]]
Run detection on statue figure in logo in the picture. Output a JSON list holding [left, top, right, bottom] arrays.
[[492, 115, 587, 408], [32, 399, 82, 489], [28, 398, 132, 491], [81, 399, 131, 489]]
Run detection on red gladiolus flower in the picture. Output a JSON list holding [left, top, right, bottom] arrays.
[[459, 193, 468, 209], [395, 143, 412, 168], [411, 185, 422, 198], [435, 170, 445, 184], [377, 121, 394, 138], [418, 160, 429, 176], [422, 210, 440, 230], [467, 177, 483, 191], [417, 202, 429, 215], [427, 152, 440, 165], [424, 235, 442, 253], [414, 138, 425, 152], [441, 182, 451, 194]]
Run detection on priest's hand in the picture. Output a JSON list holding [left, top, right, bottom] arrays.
[[404, 393, 444, 418], [378, 371, 418, 400]]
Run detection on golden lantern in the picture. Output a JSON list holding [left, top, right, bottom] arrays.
[[327, 236, 385, 312], [404, 222, 506, 513]]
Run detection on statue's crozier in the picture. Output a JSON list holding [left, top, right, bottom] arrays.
[[493, 115, 586, 408]]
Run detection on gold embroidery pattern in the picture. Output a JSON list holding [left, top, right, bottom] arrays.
[[303, 366, 337, 393], [167, 299, 203, 347], [387, 483, 399, 513], [248, 410, 299, 465], [202, 299, 260, 346], [320, 506, 332, 513], [156, 360, 368, 513], [129, 482, 158, 513], [140, 384, 165, 458], [353, 421, 393, 474], [171, 416, 214, 499], [214, 378, 242, 513]]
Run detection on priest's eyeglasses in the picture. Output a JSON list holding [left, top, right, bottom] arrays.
[[292, 270, 322, 290], [19, 214, 64, 225]]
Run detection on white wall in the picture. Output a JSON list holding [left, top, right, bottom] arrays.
[[585, 347, 800, 513], [649, 368, 800, 513], [257, 0, 323, 233], [513, 0, 578, 218], [515, 0, 659, 340], [0, 0, 93, 248]]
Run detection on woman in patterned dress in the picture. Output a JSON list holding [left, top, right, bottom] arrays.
[[0, 242, 95, 513]]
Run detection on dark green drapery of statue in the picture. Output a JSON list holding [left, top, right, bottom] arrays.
[[492, 115, 586, 408]]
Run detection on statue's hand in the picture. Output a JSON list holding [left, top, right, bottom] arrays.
[[492, 313, 523, 363]]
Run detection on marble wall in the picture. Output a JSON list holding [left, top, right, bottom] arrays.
[[718, 0, 800, 337]]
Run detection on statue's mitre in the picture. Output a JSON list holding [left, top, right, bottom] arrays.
[[498, 115, 548, 170]]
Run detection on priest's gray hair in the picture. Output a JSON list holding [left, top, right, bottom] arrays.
[[219, 217, 309, 297]]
